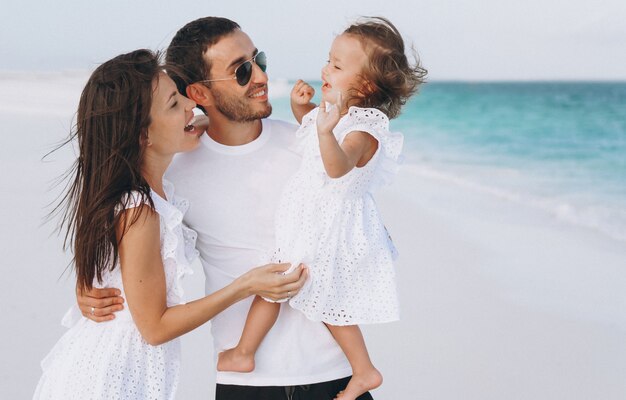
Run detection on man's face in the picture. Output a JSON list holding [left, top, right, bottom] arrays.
[[204, 30, 272, 122]]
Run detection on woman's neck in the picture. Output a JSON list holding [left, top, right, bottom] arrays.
[[141, 153, 172, 199]]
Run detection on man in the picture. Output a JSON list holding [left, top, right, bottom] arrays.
[[78, 17, 373, 399]]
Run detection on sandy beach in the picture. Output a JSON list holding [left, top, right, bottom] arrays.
[[1, 73, 625, 399]]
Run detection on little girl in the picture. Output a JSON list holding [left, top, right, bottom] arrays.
[[218, 17, 427, 399]]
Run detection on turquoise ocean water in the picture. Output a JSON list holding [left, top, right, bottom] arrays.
[[270, 81, 626, 243]]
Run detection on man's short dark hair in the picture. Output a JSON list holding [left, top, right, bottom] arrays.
[[165, 17, 240, 95]]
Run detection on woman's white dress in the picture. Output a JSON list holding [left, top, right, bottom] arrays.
[[34, 181, 198, 400], [273, 106, 403, 326]]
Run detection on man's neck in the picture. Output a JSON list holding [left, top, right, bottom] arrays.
[[206, 112, 263, 146]]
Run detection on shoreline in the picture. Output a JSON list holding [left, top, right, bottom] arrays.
[[366, 165, 626, 399]]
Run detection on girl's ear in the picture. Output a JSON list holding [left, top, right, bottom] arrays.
[[186, 83, 215, 108]]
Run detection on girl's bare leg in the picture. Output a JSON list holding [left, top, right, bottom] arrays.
[[325, 324, 383, 400], [217, 296, 280, 372]]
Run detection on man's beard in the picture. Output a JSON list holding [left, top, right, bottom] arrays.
[[212, 84, 272, 122]]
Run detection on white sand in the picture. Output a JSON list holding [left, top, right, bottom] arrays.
[[1, 73, 625, 399]]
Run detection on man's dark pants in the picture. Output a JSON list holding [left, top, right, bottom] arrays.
[[216, 376, 374, 399]]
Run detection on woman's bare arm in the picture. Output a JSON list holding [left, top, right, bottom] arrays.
[[107, 205, 306, 345]]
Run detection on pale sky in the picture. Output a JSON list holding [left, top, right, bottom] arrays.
[[1, 0, 625, 80]]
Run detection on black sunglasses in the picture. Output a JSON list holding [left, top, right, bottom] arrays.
[[199, 51, 267, 87]]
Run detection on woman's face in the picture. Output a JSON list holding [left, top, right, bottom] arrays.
[[146, 73, 201, 156]]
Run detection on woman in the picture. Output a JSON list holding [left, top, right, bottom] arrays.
[[34, 49, 305, 400]]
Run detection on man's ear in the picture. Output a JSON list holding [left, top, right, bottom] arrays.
[[186, 83, 214, 108]]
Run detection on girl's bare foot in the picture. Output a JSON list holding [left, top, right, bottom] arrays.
[[216, 348, 255, 373], [334, 367, 382, 400]]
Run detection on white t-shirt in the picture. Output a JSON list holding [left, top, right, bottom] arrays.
[[166, 118, 351, 386]]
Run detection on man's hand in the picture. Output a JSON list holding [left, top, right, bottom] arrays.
[[76, 286, 125, 322]]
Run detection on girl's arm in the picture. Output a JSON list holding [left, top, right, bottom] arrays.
[[290, 79, 316, 124], [316, 102, 379, 179], [118, 206, 306, 346]]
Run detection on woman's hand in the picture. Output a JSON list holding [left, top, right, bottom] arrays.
[[75, 263, 308, 322], [238, 263, 308, 302], [76, 286, 125, 322]]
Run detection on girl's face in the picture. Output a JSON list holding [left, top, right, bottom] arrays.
[[146, 73, 201, 156], [321, 33, 369, 110]]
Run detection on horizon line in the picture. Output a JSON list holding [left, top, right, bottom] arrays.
[[0, 70, 625, 84]]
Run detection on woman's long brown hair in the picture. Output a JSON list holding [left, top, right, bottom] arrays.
[[54, 49, 160, 292]]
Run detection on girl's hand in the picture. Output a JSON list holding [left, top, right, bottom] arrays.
[[291, 79, 315, 106], [239, 263, 308, 302], [316, 92, 343, 135]]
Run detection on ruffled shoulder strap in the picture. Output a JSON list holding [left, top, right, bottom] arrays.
[[152, 181, 183, 229], [168, 181, 200, 265], [336, 107, 404, 188], [158, 180, 197, 304], [114, 190, 150, 214]]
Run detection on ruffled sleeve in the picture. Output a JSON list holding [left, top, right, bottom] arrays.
[[336, 107, 404, 188]]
